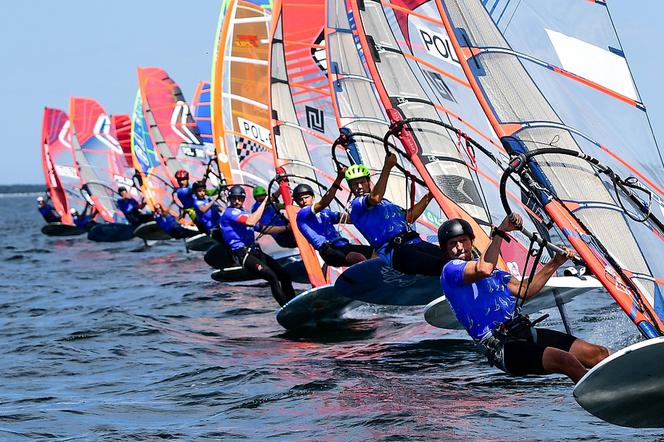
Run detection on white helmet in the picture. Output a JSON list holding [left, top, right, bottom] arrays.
[[70, 208, 78, 214], [37, 196, 45, 203]]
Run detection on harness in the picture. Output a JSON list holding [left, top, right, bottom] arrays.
[[233, 243, 262, 267], [483, 313, 549, 368], [382, 230, 420, 252]]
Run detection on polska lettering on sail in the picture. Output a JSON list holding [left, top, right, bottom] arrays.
[[416, 26, 461, 67], [237, 117, 272, 148]]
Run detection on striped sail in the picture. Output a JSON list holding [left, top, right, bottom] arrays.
[[440, 0, 664, 336], [41, 107, 86, 224], [131, 90, 175, 211], [69, 97, 133, 223], [347, 0, 537, 269], [137, 67, 219, 188], [270, 0, 370, 286]]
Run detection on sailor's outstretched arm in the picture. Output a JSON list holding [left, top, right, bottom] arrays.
[[464, 214, 521, 284], [314, 167, 346, 213], [406, 192, 434, 223], [368, 153, 398, 206], [508, 248, 573, 298], [244, 198, 268, 226], [198, 195, 219, 213]]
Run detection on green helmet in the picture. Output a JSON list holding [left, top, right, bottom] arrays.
[[252, 186, 268, 198], [345, 164, 370, 182]]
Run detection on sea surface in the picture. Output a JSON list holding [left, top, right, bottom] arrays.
[[1, 194, 662, 440]]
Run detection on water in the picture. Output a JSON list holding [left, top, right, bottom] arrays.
[[1, 194, 662, 440]]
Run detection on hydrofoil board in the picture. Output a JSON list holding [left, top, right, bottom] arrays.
[[276, 285, 361, 329], [573, 336, 664, 428], [334, 258, 438, 305]]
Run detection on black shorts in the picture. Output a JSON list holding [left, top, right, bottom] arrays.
[[502, 328, 577, 376], [320, 242, 373, 267]]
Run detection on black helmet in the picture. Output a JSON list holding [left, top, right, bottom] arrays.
[[292, 183, 314, 199], [191, 181, 206, 192], [438, 218, 475, 246], [229, 185, 246, 198], [117, 186, 127, 195]]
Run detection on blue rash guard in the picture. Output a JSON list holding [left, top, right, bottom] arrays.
[[38, 204, 61, 223], [440, 259, 516, 341], [220, 207, 255, 251], [175, 186, 195, 209], [349, 196, 419, 262], [117, 197, 140, 216], [296, 206, 346, 250], [154, 213, 180, 234], [193, 196, 220, 234]]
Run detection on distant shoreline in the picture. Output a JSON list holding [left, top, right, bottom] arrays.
[[0, 184, 44, 194]]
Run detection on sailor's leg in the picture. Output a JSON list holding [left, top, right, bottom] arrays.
[[319, 245, 350, 267], [503, 338, 586, 383], [343, 244, 374, 262], [541, 347, 587, 383], [535, 328, 609, 369], [568, 339, 610, 368], [262, 252, 295, 303], [392, 241, 445, 276], [242, 252, 288, 306]]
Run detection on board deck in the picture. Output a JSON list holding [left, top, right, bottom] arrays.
[[133, 221, 171, 241], [41, 222, 86, 237], [185, 234, 216, 252], [424, 276, 602, 330], [276, 284, 360, 329], [573, 336, 664, 428], [334, 258, 439, 305], [87, 223, 135, 242]]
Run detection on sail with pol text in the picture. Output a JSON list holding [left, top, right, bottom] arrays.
[[211, 0, 274, 188], [346, 0, 538, 272], [438, 0, 664, 336]]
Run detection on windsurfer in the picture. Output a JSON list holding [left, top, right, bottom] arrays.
[[153, 203, 197, 239], [295, 169, 373, 267], [251, 186, 297, 249], [71, 203, 98, 231], [173, 169, 197, 222], [220, 185, 295, 306], [346, 152, 442, 275], [37, 196, 62, 223], [438, 216, 609, 383], [191, 181, 222, 235], [116, 187, 154, 226]]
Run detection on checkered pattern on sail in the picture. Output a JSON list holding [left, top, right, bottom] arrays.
[[235, 136, 267, 163]]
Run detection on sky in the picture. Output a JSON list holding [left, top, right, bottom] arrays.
[[1, 0, 663, 184]]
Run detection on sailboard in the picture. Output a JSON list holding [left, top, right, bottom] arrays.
[[266, 0, 366, 327], [209, 0, 300, 277], [437, 1, 664, 339], [40, 223, 86, 237], [40, 107, 86, 228], [573, 336, 664, 428]]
